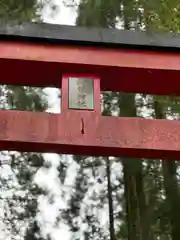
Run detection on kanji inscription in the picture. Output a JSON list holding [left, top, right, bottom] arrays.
[[68, 77, 94, 110]]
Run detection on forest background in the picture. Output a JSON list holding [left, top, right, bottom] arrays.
[[0, 0, 180, 240]]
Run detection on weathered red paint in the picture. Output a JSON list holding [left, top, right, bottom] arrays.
[[0, 41, 180, 95], [1, 41, 180, 70], [0, 110, 179, 159], [1, 40, 180, 158]]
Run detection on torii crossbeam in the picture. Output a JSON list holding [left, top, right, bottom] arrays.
[[1, 22, 180, 159]]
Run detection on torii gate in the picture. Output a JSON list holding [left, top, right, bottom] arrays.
[[0, 22, 180, 159]]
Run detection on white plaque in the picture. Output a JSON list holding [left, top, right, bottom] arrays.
[[68, 77, 94, 110]]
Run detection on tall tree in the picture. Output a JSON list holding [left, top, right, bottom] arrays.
[[153, 97, 180, 240]]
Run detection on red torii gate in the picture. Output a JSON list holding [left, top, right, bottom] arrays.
[[0, 22, 180, 159]]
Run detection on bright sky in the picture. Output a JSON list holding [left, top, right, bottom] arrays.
[[42, 0, 77, 25]]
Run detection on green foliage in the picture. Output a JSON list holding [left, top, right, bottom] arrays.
[[76, 0, 121, 27], [0, 0, 40, 21], [6, 86, 48, 111], [139, 0, 180, 32]]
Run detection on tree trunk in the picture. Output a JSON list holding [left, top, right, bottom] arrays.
[[122, 158, 141, 240], [120, 93, 152, 240], [106, 157, 116, 240], [162, 160, 180, 240], [154, 100, 180, 240]]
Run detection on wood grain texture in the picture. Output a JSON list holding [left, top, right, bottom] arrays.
[[0, 110, 180, 159]]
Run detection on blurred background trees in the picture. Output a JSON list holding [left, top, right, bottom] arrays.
[[1, 0, 180, 239]]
